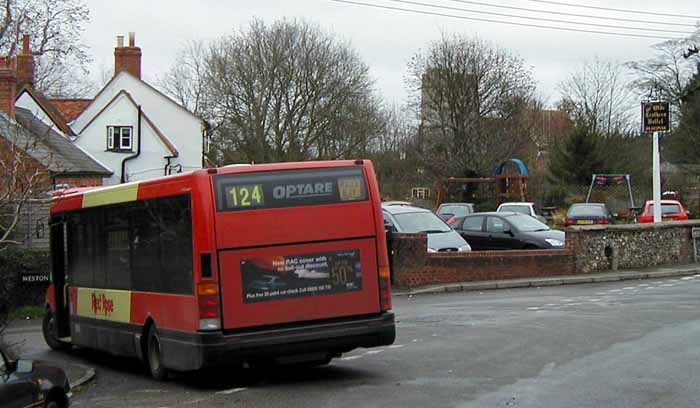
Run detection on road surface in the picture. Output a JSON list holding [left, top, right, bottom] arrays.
[[8, 275, 700, 407]]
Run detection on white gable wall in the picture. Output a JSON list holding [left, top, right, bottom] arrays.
[[72, 72, 203, 182], [74, 93, 178, 185], [16, 92, 65, 134]]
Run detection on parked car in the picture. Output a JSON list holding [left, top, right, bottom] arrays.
[[381, 200, 415, 207], [636, 200, 689, 223], [382, 204, 471, 252], [496, 202, 547, 223], [436, 203, 476, 224], [452, 212, 565, 250], [0, 345, 71, 408], [564, 203, 614, 226]]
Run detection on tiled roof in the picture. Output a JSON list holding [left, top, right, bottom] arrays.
[[0, 108, 112, 176], [48, 98, 92, 123]]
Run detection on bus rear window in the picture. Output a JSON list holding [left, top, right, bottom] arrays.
[[215, 167, 368, 212]]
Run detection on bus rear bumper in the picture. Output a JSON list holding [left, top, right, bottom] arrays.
[[159, 312, 396, 371]]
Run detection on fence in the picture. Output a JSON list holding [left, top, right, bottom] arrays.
[[4, 198, 51, 250]]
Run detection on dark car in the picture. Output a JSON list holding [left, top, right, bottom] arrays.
[[564, 203, 614, 226], [0, 345, 71, 408], [453, 212, 565, 250], [436, 203, 476, 224], [382, 204, 471, 252]]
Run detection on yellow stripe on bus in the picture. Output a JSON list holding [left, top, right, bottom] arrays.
[[82, 183, 139, 208], [76, 287, 131, 323]]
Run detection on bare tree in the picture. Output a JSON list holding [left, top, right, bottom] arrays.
[[557, 58, 635, 136], [158, 40, 209, 118], [626, 28, 700, 109], [0, 0, 92, 97], [161, 19, 384, 165], [365, 104, 419, 198], [407, 33, 537, 178]]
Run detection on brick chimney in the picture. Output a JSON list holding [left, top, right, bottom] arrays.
[[0, 56, 17, 118], [114, 32, 141, 79], [16, 34, 35, 90]]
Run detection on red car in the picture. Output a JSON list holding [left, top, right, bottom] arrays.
[[637, 200, 689, 223]]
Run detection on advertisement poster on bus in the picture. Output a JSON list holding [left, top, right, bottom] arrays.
[[241, 249, 362, 303]]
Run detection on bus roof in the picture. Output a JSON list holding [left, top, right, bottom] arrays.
[[50, 160, 370, 214]]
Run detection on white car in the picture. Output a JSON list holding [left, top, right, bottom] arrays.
[[496, 202, 547, 224]]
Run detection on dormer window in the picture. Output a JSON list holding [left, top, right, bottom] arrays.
[[107, 126, 133, 152]]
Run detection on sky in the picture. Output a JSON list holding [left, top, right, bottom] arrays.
[[81, 0, 699, 108]]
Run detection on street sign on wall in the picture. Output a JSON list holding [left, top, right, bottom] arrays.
[[642, 101, 670, 133]]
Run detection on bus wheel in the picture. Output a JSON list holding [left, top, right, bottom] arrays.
[[146, 326, 170, 381], [42, 310, 70, 351]]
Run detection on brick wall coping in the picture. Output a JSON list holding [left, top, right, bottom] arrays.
[[567, 220, 700, 232], [427, 249, 573, 258]]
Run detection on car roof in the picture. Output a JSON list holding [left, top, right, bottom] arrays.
[[570, 203, 606, 207], [645, 200, 682, 205], [460, 211, 520, 217], [382, 200, 415, 206], [499, 202, 533, 206], [439, 202, 474, 206], [382, 204, 431, 215]]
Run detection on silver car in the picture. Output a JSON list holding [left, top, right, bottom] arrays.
[[382, 204, 471, 252]]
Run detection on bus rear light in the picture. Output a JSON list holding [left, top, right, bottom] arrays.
[[197, 282, 218, 296], [378, 266, 392, 311], [197, 282, 221, 330]]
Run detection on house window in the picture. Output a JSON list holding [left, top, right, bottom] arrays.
[[411, 187, 431, 199], [107, 126, 133, 152]]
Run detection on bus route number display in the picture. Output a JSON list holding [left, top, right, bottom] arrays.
[[226, 184, 264, 209], [215, 167, 368, 211]]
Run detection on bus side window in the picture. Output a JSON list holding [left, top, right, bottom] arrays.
[[158, 195, 193, 294], [130, 195, 193, 295], [131, 201, 161, 293], [104, 205, 131, 290], [67, 213, 96, 288]]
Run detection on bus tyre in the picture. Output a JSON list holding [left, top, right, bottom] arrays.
[[146, 326, 170, 381], [42, 310, 70, 351], [45, 400, 60, 408]]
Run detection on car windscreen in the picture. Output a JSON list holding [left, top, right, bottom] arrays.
[[568, 205, 606, 217], [507, 214, 549, 232], [499, 205, 530, 215], [439, 205, 472, 217], [648, 204, 682, 214], [393, 212, 452, 233]]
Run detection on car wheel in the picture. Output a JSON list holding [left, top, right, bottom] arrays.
[[42, 310, 70, 351], [146, 326, 170, 381]]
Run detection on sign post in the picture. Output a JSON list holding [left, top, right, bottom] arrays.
[[642, 101, 670, 223]]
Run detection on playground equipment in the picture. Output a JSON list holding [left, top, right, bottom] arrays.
[[435, 159, 529, 209], [585, 174, 638, 219]]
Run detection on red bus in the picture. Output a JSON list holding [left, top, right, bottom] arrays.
[[42, 160, 395, 379]]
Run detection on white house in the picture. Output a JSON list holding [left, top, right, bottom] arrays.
[[16, 32, 205, 186]]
